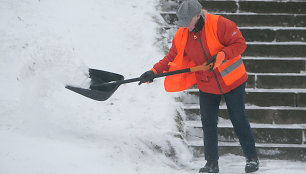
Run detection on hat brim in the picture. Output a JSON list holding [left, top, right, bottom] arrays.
[[177, 17, 192, 27]]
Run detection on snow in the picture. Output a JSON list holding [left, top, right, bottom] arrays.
[[1, 0, 306, 173]]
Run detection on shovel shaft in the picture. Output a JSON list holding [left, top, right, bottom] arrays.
[[154, 68, 190, 78], [91, 61, 214, 88], [154, 61, 214, 78]]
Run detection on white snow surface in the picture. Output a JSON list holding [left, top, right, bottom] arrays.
[[0, 0, 306, 173]]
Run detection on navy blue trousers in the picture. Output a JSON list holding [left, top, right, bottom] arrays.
[[199, 83, 257, 161]]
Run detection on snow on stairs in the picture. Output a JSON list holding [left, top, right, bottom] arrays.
[[159, 0, 306, 161]]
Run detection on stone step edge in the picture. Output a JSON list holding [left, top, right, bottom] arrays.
[[160, 11, 306, 16], [248, 73, 306, 76], [246, 42, 306, 45], [248, 71, 306, 76], [164, 41, 306, 45], [163, 40, 306, 45], [203, 0, 306, 2], [159, 25, 306, 30], [184, 120, 306, 129], [186, 141, 306, 148], [185, 88, 306, 93], [243, 57, 306, 60], [181, 104, 306, 111]]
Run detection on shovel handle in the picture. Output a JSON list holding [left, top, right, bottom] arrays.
[[154, 61, 214, 78], [91, 61, 214, 88]]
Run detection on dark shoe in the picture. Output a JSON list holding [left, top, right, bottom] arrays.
[[199, 160, 219, 173], [245, 158, 259, 173]]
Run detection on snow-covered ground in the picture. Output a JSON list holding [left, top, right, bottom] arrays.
[[0, 0, 306, 173]]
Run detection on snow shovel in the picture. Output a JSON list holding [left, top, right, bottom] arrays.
[[65, 58, 215, 101]]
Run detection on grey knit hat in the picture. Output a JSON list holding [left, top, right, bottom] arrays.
[[176, 0, 202, 27]]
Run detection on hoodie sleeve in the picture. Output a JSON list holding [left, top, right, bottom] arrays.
[[153, 37, 177, 73], [217, 16, 247, 60]]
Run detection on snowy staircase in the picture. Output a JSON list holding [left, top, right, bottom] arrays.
[[159, 0, 306, 161]]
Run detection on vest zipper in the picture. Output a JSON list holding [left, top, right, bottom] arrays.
[[197, 31, 224, 95]]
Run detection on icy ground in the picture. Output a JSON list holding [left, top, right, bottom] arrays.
[[0, 0, 306, 173]]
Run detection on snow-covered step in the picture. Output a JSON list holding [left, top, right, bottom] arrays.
[[184, 121, 306, 144], [233, 73, 306, 89], [198, 0, 306, 14], [245, 73, 306, 89], [183, 88, 306, 107], [161, 0, 306, 14], [160, 26, 306, 30], [185, 120, 306, 129], [187, 140, 306, 161], [243, 56, 306, 60], [160, 12, 306, 27], [181, 104, 306, 124], [186, 87, 306, 93], [241, 28, 306, 42], [246, 42, 306, 45], [181, 75, 306, 90], [157, 31, 306, 57], [252, 74, 306, 89], [158, 26, 306, 43], [243, 59, 306, 73], [244, 43, 306, 57]]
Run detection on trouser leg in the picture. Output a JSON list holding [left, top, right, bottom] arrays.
[[199, 90, 221, 161], [224, 83, 257, 158]]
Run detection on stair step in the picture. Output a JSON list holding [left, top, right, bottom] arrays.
[[183, 88, 306, 107], [160, 13, 306, 27], [198, 0, 306, 14], [197, 0, 236, 13], [185, 121, 306, 144], [243, 57, 306, 60], [161, 0, 306, 14], [254, 74, 306, 89], [241, 28, 306, 42], [244, 43, 306, 57], [159, 26, 306, 42], [158, 27, 306, 57], [243, 59, 306, 73], [182, 104, 306, 124], [191, 73, 306, 89], [187, 140, 306, 161], [246, 74, 306, 90]]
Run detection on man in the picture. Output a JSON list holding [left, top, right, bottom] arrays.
[[139, 0, 259, 173]]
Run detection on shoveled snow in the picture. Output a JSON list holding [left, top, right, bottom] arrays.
[[0, 0, 306, 174]]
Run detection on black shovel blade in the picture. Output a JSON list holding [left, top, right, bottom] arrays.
[[65, 85, 115, 101], [65, 68, 124, 101]]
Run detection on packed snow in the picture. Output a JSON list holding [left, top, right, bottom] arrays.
[[1, 0, 306, 173]]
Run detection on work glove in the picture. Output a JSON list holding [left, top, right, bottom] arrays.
[[138, 70, 155, 85], [208, 51, 225, 72]]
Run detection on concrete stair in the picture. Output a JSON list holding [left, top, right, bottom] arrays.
[[159, 0, 306, 161], [161, 12, 306, 27], [182, 104, 306, 124]]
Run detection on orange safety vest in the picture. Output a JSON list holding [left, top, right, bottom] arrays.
[[164, 13, 247, 92]]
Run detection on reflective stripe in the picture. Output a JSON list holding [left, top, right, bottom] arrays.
[[220, 58, 243, 77]]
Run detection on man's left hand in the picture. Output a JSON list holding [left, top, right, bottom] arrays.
[[211, 51, 225, 71]]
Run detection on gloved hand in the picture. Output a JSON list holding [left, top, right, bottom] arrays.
[[208, 51, 225, 72], [138, 70, 155, 85]]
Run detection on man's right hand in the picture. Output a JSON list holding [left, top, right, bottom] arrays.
[[138, 70, 155, 85]]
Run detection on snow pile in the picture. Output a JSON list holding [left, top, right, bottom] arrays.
[[0, 0, 193, 173]]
